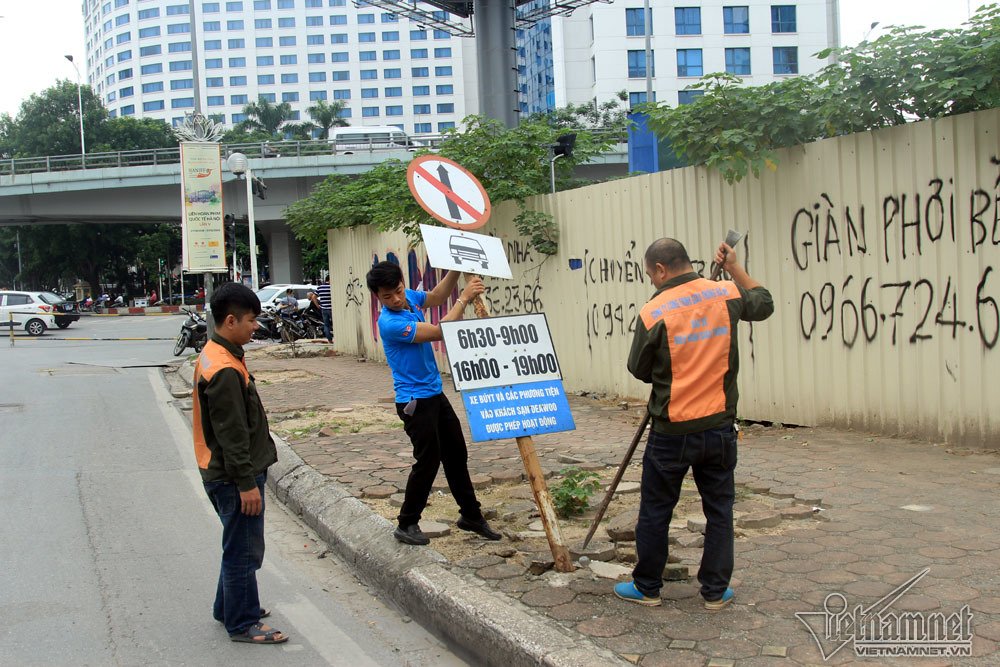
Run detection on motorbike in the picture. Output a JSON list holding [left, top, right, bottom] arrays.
[[253, 305, 280, 341], [275, 308, 311, 343], [173, 307, 208, 356], [301, 305, 324, 340]]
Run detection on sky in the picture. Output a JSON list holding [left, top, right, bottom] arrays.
[[0, 0, 986, 118]]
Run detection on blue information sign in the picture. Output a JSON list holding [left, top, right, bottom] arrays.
[[461, 379, 576, 443]]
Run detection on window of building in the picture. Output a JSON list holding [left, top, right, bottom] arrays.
[[413, 103, 430, 114], [677, 48, 703, 76], [255, 18, 272, 28], [410, 29, 426, 40], [142, 81, 164, 93], [305, 0, 321, 6], [386, 105, 403, 116], [281, 73, 298, 83], [309, 90, 327, 100], [117, 32, 131, 43], [141, 63, 162, 74], [231, 75, 248, 85], [628, 91, 656, 107], [257, 55, 274, 66], [306, 16, 323, 26], [438, 121, 455, 131], [143, 100, 165, 111], [436, 84, 453, 95], [278, 0, 294, 7], [203, 3, 220, 12], [225, 1, 243, 10], [362, 106, 379, 117], [231, 94, 249, 104], [357, 32, 375, 42], [723, 6, 749, 34], [383, 49, 400, 60], [254, 0, 271, 7], [115, 13, 130, 25], [138, 7, 160, 19], [384, 68, 401, 78], [328, 14, 346, 25], [282, 92, 299, 101], [436, 103, 454, 113], [674, 7, 701, 35], [332, 70, 349, 80], [678, 89, 705, 104], [308, 53, 325, 63], [385, 86, 402, 97], [206, 77, 224, 87], [232, 113, 247, 122], [725, 47, 751, 74], [226, 19, 243, 29], [361, 88, 378, 98], [382, 30, 399, 41], [140, 44, 161, 56], [410, 48, 427, 59], [331, 51, 349, 62], [258, 74, 275, 84], [170, 79, 193, 90], [280, 54, 297, 65], [329, 0, 345, 5], [203, 21, 221, 31], [227, 38, 244, 48], [117, 49, 132, 61], [278, 17, 295, 27], [381, 12, 397, 22], [414, 122, 431, 133], [360, 69, 377, 79], [307, 34, 324, 44], [205, 58, 223, 68], [207, 95, 225, 106], [771, 5, 796, 32], [168, 23, 190, 34], [433, 29, 449, 39], [412, 85, 429, 96], [773, 46, 798, 73], [411, 66, 429, 77], [309, 71, 326, 81], [204, 40, 222, 50], [333, 89, 350, 99], [625, 7, 649, 36], [360, 50, 376, 61], [166, 3, 189, 13], [338, 107, 351, 118], [120, 104, 135, 115], [279, 36, 296, 46], [434, 66, 451, 76], [358, 13, 374, 23], [433, 47, 451, 58], [171, 97, 194, 109], [169, 60, 192, 70], [257, 37, 273, 47], [626, 50, 652, 78], [229, 56, 246, 66], [330, 33, 346, 43]]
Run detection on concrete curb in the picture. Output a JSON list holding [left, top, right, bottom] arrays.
[[85, 305, 204, 317], [266, 438, 628, 667]]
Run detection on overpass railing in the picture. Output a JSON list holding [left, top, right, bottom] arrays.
[[0, 129, 627, 178]]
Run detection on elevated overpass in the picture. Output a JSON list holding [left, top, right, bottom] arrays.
[[0, 137, 627, 282]]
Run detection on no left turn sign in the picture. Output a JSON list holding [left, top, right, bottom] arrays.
[[407, 155, 491, 230]]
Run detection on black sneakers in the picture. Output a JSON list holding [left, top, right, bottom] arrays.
[[393, 524, 430, 546], [456, 516, 502, 541]]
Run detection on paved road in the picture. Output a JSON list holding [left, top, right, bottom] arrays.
[[0, 314, 466, 666]]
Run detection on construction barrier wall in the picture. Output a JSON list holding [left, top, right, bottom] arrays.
[[327, 108, 1000, 447]]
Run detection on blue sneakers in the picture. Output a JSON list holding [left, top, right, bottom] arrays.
[[704, 587, 735, 610], [613, 581, 662, 607]]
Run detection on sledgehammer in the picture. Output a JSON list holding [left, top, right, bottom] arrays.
[[709, 229, 746, 281]]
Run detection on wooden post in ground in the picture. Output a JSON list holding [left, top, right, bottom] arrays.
[[470, 297, 574, 572]]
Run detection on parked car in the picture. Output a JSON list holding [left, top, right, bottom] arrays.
[[0, 291, 59, 336], [38, 292, 81, 328], [254, 284, 317, 312]]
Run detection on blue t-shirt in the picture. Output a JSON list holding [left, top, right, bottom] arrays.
[[377, 289, 443, 403]]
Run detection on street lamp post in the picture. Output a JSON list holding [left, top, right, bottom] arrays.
[[226, 152, 259, 291], [64, 55, 86, 163]]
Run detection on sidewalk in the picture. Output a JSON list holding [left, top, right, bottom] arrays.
[[177, 345, 1000, 666]]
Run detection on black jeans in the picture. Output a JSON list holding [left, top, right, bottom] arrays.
[[632, 425, 737, 601], [395, 393, 482, 528]]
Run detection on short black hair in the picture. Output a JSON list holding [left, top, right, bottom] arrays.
[[210, 282, 261, 326], [645, 238, 692, 272], [366, 261, 404, 293]]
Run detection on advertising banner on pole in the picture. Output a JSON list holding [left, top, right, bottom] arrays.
[[180, 141, 227, 272]]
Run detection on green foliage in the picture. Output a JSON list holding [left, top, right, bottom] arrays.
[[91, 117, 178, 152], [285, 107, 630, 256], [550, 467, 602, 519], [236, 98, 302, 137], [644, 5, 1000, 183], [0, 80, 107, 157], [303, 100, 350, 139]]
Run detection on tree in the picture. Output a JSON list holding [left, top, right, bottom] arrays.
[[0, 80, 106, 157], [302, 100, 349, 139], [643, 5, 1000, 183], [284, 112, 626, 256], [236, 99, 300, 137], [91, 117, 178, 152]]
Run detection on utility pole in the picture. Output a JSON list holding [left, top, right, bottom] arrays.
[[15, 229, 22, 290], [188, 0, 214, 305], [644, 0, 653, 103]]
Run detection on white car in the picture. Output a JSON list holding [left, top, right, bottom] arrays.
[[254, 284, 317, 312], [0, 291, 59, 336]]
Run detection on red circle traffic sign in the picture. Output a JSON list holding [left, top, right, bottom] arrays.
[[406, 155, 491, 230]]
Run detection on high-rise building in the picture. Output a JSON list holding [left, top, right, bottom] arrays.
[[82, 0, 477, 134], [518, 0, 840, 114]]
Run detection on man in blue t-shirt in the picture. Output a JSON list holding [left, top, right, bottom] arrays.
[[366, 261, 502, 546]]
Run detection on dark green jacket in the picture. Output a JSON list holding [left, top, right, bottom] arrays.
[[193, 334, 277, 491], [628, 272, 773, 435]]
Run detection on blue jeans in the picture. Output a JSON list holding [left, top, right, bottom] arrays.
[[321, 308, 333, 342], [632, 425, 737, 601], [204, 472, 267, 635]]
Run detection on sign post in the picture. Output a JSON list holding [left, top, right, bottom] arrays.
[[407, 157, 574, 572]]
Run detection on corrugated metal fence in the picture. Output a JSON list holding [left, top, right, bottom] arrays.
[[327, 108, 1000, 447]]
